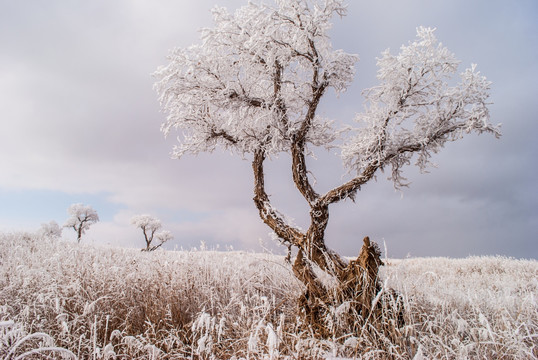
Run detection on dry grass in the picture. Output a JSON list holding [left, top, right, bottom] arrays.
[[1, 232, 536, 359]]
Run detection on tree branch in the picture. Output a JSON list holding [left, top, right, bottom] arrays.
[[320, 163, 379, 206], [226, 89, 267, 108], [323, 109, 489, 206], [209, 128, 238, 144], [290, 49, 328, 204], [291, 140, 319, 204], [252, 150, 304, 246]]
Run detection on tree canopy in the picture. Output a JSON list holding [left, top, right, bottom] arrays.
[[154, 1, 500, 199]]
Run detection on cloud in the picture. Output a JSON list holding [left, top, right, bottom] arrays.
[[0, 0, 536, 259]]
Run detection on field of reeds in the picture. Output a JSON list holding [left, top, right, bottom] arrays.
[[0, 232, 536, 359]]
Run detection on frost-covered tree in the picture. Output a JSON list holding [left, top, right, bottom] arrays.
[[38, 220, 62, 239], [131, 215, 172, 251], [154, 0, 500, 334], [64, 204, 99, 243]]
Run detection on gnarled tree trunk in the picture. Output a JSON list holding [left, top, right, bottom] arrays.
[[292, 237, 386, 337], [252, 149, 396, 337]]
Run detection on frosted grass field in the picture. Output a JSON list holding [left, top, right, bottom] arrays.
[[0, 232, 536, 359]]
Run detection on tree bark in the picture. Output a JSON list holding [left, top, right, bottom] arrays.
[[251, 149, 392, 336]]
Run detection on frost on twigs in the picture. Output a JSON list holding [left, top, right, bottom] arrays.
[[341, 27, 501, 189], [154, 0, 357, 159]]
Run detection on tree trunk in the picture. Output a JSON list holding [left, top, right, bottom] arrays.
[[76, 226, 83, 243], [252, 150, 402, 338], [292, 236, 387, 337]]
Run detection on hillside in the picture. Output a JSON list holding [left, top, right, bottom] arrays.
[[1, 232, 536, 359]]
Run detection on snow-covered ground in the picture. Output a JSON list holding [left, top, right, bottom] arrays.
[[1, 232, 536, 359]]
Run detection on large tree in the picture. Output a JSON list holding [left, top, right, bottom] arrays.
[[154, 0, 500, 334]]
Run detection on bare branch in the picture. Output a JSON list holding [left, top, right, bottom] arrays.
[[209, 128, 238, 144]]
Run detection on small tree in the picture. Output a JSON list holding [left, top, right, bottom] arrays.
[[38, 220, 62, 239], [64, 204, 99, 243], [131, 215, 172, 251], [154, 0, 500, 335]]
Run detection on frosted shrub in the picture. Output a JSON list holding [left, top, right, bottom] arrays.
[[38, 220, 62, 239]]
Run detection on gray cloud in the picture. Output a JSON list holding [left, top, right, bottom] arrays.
[[0, 0, 536, 258]]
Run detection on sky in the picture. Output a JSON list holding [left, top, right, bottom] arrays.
[[0, 0, 536, 259]]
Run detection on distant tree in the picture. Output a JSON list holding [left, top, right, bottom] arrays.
[[64, 204, 99, 243], [38, 220, 62, 239], [154, 0, 500, 335], [131, 215, 173, 251], [155, 230, 173, 246]]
